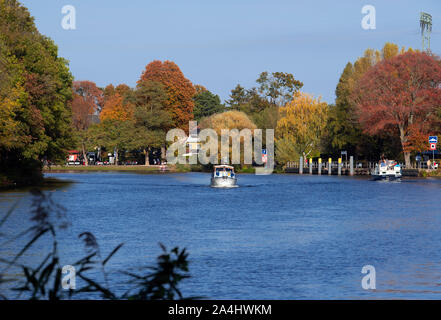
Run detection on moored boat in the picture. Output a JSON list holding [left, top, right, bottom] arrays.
[[210, 165, 237, 188], [371, 160, 402, 181]]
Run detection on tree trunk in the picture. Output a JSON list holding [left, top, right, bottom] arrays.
[[398, 124, 411, 168], [144, 148, 149, 166], [161, 146, 166, 164], [114, 148, 119, 166], [82, 142, 88, 166], [404, 152, 411, 168]]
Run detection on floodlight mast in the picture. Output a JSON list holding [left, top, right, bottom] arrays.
[[420, 12, 432, 52]]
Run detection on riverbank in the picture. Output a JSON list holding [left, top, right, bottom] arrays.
[[420, 169, 441, 178], [43, 164, 285, 174], [44, 165, 176, 173], [43, 165, 439, 177]]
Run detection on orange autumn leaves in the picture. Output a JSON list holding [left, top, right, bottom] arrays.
[[99, 60, 195, 130], [100, 84, 134, 122], [139, 60, 195, 129]]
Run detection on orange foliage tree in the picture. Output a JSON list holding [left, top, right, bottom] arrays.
[[353, 51, 441, 167], [194, 84, 207, 95], [138, 60, 195, 130], [72, 81, 103, 130], [100, 84, 134, 121]]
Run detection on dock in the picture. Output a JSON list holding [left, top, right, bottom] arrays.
[[285, 157, 421, 177]]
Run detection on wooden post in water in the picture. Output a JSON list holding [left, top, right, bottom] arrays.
[[299, 157, 303, 174], [309, 158, 313, 174], [328, 158, 332, 175], [350, 156, 354, 176], [318, 158, 322, 175], [338, 158, 342, 176]]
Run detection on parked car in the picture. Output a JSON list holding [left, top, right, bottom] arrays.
[[122, 160, 138, 165]]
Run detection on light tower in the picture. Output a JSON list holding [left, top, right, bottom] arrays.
[[420, 12, 432, 51]]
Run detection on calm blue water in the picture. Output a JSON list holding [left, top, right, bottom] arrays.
[[1, 172, 441, 299]]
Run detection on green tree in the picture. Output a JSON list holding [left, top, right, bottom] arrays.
[[131, 81, 173, 165], [256, 71, 303, 106], [0, 0, 73, 186], [193, 90, 224, 121], [87, 120, 134, 165], [225, 72, 302, 141], [225, 84, 248, 109]]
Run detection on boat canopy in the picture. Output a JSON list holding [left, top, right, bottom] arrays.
[[213, 165, 234, 170]]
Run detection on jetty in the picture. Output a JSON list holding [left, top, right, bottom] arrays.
[[285, 156, 420, 177]]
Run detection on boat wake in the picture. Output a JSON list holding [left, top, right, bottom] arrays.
[[210, 185, 239, 189]]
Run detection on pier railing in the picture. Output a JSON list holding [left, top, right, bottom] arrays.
[[285, 157, 425, 176]]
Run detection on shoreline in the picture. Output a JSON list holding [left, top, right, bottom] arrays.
[[42, 165, 278, 174], [43, 165, 173, 174], [42, 165, 441, 178]]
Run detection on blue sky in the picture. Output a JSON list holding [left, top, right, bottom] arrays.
[[21, 0, 441, 104]]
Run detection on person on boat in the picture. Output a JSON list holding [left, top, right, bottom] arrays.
[[379, 154, 387, 167]]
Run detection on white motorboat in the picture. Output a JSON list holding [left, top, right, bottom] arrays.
[[371, 160, 402, 181], [210, 165, 237, 188]]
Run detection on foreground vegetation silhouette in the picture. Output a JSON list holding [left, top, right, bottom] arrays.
[[0, 190, 194, 300]]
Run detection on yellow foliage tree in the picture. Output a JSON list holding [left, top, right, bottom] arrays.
[[0, 84, 28, 149], [276, 92, 328, 164], [200, 110, 256, 134], [200, 110, 257, 165]]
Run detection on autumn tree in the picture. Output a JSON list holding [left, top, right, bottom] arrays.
[[325, 43, 411, 159], [353, 51, 441, 167], [0, 0, 73, 185], [200, 110, 256, 134], [72, 81, 103, 130], [276, 92, 328, 165], [194, 84, 207, 95], [100, 84, 134, 121], [200, 110, 257, 165], [0, 36, 27, 152], [71, 81, 103, 165], [88, 82, 174, 165], [138, 60, 195, 130]]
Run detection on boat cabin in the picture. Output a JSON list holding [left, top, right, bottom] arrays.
[[213, 165, 235, 178], [379, 160, 398, 170]]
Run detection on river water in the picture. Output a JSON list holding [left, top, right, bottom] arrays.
[[1, 172, 441, 299]]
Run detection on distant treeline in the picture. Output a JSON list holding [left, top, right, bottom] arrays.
[[1, 0, 441, 187]]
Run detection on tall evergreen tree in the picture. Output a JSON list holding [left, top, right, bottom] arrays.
[[193, 90, 224, 121]]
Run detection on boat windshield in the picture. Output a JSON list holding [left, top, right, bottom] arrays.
[[214, 167, 235, 177]]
